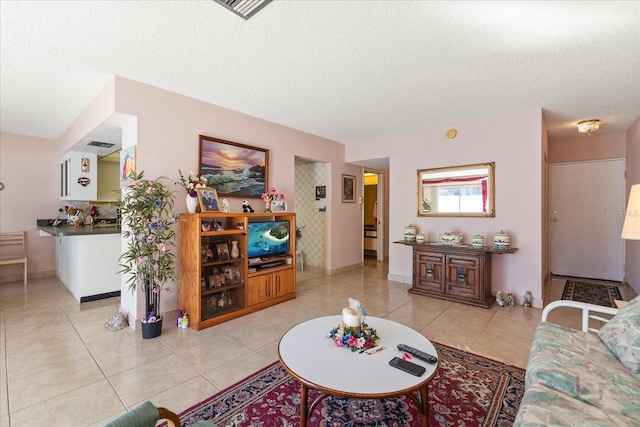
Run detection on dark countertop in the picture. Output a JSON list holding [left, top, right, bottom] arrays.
[[37, 224, 121, 236]]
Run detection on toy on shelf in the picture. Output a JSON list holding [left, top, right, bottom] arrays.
[[242, 200, 254, 213]]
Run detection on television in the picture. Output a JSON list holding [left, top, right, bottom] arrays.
[[247, 220, 290, 259]]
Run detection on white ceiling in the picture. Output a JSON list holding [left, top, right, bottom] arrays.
[[1, 1, 639, 145]]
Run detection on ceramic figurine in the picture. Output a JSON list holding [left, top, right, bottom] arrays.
[[242, 200, 254, 213], [496, 291, 505, 307], [221, 198, 231, 213], [522, 291, 533, 308], [507, 293, 515, 306]]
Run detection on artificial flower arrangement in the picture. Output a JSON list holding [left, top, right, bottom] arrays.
[[118, 171, 179, 325], [261, 187, 284, 211], [328, 322, 380, 352], [177, 170, 207, 197], [327, 298, 380, 352]]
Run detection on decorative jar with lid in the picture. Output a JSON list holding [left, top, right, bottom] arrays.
[[471, 234, 485, 248], [493, 230, 510, 249], [404, 224, 417, 242]]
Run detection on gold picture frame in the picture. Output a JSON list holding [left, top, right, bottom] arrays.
[[197, 187, 220, 212], [198, 135, 269, 198]]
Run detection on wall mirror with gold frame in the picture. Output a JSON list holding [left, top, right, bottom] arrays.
[[417, 162, 495, 217]]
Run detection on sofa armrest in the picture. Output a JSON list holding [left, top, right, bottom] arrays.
[[541, 300, 618, 333]]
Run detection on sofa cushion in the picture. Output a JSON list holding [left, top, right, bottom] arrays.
[[515, 383, 639, 427], [598, 295, 640, 372], [525, 321, 640, 421]]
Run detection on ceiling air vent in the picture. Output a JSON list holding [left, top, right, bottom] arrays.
[[212, 0, 272, 20], [88, 141, 116, 148]]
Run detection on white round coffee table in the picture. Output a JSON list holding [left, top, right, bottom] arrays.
[[278, 315, 439, 426]]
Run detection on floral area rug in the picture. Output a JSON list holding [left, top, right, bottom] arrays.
[[562, 280, 622, 308], [177, 342, 524, 427]]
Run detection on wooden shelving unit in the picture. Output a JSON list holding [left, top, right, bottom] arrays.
[[179, 212, 296, 330]]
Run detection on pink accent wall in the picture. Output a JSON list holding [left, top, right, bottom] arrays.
[[549, 132, 627, 164], [58, 78, 116, 155], [111, 77, 364, 314], [625, 116, 640, 293], [0, 132, 58, 278], [346, 109, 545, 303]]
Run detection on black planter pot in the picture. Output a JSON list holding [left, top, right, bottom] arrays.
[[141, 317, 163, 339]]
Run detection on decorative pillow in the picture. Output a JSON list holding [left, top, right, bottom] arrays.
[[598, 295, 640, 372]]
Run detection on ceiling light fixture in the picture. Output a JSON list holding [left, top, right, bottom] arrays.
[[577, 119, 600, 135], [212, 0, 272, 20]]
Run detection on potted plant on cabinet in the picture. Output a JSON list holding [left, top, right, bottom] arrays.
[[118, 171, 179, 338]]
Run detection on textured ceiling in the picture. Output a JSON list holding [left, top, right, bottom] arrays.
[[1, 1, 639, 145]]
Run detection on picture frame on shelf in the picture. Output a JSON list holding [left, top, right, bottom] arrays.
[[223, 266, 241, 283], [198, 135, 269, 198], [216, 242, 230, 261], [271, 200, 288, 212], [202, 242, 216, 262], [209, 274, 225, 288], [342, 174, 356, 203], [197, 187, 220, 212]]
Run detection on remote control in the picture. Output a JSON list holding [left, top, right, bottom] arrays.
[[397, 344, 438, 364]]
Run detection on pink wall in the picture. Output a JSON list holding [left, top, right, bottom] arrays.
[[625, 116, 640, 293], [346, 109, 545, 304], [549, 132, 627, 163], [0, 132, 58, 279], [58, 78, 116, 155], [111, 77, 363, 314]]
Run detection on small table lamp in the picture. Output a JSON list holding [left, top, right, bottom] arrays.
[[621, 184, 640, 240]]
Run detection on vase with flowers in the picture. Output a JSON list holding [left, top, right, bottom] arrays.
[[261, 187, 284, 212], [177, 170, 207, 213], [118, 172, 179, 338]]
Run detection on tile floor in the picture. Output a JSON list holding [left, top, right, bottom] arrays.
[[1, 259, 634, 426]]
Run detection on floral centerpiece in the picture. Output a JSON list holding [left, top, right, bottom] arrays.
[[328, 298, 380, 351], [177, 170, 207, 197], [118, 171, 179, 336], [328, 322, 380, 352], [261, 187, 284, 212]]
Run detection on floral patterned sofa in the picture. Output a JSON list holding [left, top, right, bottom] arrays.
[[515, 296, 640, 426]]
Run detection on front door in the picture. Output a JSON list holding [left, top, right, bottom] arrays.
[[549, 159, 625, 281]]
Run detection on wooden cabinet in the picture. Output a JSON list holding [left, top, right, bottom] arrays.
[[399, 241, 517, 308], [247, 267, 295, 306], [179, 212, 296, 330]]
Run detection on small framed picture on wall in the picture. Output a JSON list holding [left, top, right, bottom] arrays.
[[342, 174, 356, 203]]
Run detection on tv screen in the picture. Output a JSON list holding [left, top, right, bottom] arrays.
[[247, 221, 290, 259]]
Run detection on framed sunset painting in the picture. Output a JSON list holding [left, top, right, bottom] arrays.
[[198, 135, 268, 198]]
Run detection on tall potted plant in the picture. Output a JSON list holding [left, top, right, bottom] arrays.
[[118, 171, 179, 338]]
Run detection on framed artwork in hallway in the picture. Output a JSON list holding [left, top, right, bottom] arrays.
[[342, 174, 355, 203]]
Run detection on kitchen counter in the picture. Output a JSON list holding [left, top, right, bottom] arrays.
[[37, 224, 120, 236], [36, 222, 121, 303]]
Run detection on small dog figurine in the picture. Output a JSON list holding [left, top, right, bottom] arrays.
[[242, 200, 254, 213], [507, 293, 515, 306]]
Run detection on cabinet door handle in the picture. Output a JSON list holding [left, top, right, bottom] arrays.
[[458, 267, 466, 284]]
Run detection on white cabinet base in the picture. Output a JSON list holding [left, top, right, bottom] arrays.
[[57, 234, 120, 303]]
